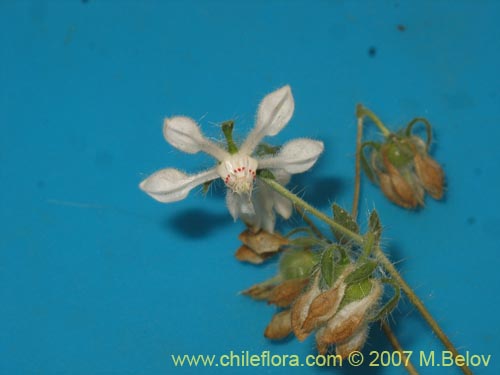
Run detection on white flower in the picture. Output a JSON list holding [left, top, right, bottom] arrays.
[[139, 85, 324, 233]]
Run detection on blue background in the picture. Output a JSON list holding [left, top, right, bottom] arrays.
[[1, 1, 499, 374]]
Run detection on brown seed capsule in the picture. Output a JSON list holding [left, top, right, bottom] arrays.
[[382, 153, 423, 208], [267, 278, 309, 307], [264, 310, 292, 340], [301, 283, 346, 333], [241, 280, 279, 301], [239, 229, 288, 254], [414, 152, 444, 199], [315, 280, 382, 348], [291, 272, 321, 341], [234, 245, 266, 264], [335, 324, 369, 359]]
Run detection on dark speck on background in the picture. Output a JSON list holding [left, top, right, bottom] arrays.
[[397, 24, 406, 32], [37, 180, 45, 189], [81, 0, 89, 4], [368, 47, 377, 57], [467, 217, 476, 225]]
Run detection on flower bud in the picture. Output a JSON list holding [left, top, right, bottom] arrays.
[[335, 324, 369, 358], [377, 149, 424, 209], [291, 272, 321, 341], [413, 152, 444, 199], [264, 310, 292, 340], [315, 280, 382, 350], [300, 265, 353, 333], [267, 278, 309, 307]]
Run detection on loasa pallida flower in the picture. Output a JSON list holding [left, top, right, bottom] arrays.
[[140, 86, 324, 232], [358, 105, 445, 209]]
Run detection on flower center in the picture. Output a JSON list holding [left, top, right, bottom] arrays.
[[216, 154, 258, 195]]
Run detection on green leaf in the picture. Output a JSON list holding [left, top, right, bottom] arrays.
[[255, 143, 281, 157], [331, 203, 359, 244], [339, 278, 373, 308], [369, 278, 401, 322], [344, 261, 377, 285], [321, 247, 334, 287]]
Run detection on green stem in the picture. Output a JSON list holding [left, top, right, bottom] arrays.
[[356, 104, 391, 137], [260, 177, 473, 375]]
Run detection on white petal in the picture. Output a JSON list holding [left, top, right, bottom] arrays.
[[261, 170, 293, 219], [259, 138, 324, 174], [274, 193, 293, 219], [225, 190, 239, 220], [139, 167, 218, 203], [240, 85, 295, 154], [226, 191, 256, 220], [163, 116, 229, 161], [253, 180, 277, 233]]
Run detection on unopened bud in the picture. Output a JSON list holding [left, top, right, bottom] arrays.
[[315, 280, 382, 348], [301, 266, 353, 333], [291, 272, 321, 341], [379, 151, 424, 208], [335, 324, 369, 358], [264, 310, 292, 340], [414, 152, 444, 199], [267, 278, 309, 307]]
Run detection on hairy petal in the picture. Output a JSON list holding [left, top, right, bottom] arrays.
[[139, 167, 218, 203], [163, 116, 229, 161], [272, 170, 293, 219], [259, 138, 324, 174], [240, 85, 295, 154], [226, 190, 256, 221]]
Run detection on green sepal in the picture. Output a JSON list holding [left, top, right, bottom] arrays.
[[202, 179, 215, 195], [405, 117, 433, 152], [221, 120, 238, 154], [369, 278, 400, 322], [289, 236, 323, 248], [360, 141, 381, 183], [320, 247, 334, 287], [257, 169, 275, 180], [382, 139, 414, 168], [279, 250, 316, 280], [331, 203, 359, 244], [284, 227, 317, 239], [255, 143, 281, 157], [339, 278, 373, 309], [344, 261, 377, 285]]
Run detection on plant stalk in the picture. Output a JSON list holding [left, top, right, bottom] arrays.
[[260, 177, 473, 375]]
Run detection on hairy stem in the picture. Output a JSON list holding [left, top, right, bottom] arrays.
[[381, 321, 419, 375], [353, 110, 418, 374], [356, 104, 391, 137], [260, 177, 473, 375]]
